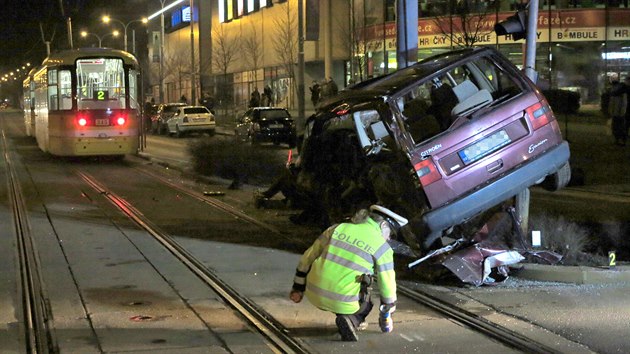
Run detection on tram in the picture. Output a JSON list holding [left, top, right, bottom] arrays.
[[23, 48, 140, 156]]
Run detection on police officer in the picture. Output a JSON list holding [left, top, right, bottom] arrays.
[[289, 205, 408, 341]]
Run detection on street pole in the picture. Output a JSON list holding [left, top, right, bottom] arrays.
[[159, 2, 166, 104], [323, 0, 332, 79], [123, 25, 128, 52], [297, 0, 305, 129], [190, 0, 196, 104], [516, 0, 540, 237]]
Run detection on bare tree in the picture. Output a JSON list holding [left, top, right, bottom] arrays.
[[339, 3, 368, 83], [242, 22, 263, 84], [272, 2, 298, 109], [163, 42, 193, 102], [433, 0, 499, 48], [212, 24, 240, 114]]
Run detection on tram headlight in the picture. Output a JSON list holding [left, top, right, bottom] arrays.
[[116, 117, 126, 126], [78, 117, 88, 126]]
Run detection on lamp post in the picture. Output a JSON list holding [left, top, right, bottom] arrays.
[[159, 1, 165, 104], [147, 0, 186, 103], [148, 0, 184, 103], [102, 15, 148, 53], [189, 0, 196, 105], [80, 30, 119, 47]]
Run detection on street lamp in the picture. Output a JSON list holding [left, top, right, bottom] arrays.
[[80, 30, 119, 47], [102, 15, 148, 53]]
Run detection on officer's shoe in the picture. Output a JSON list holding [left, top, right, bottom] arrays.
[[336, 315, 358, 342], [253, 190, 268, 209]]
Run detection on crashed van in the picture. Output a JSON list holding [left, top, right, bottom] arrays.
[[298, 47, 570, 250]]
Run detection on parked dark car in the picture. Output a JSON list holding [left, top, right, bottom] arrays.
[[234, 107, 297, 148], [151, 102, 187, 134], [297, 47, 571, 250], [542, 89, 580, 114]]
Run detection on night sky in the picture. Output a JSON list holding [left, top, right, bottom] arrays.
[[1, 0, 149, 73]]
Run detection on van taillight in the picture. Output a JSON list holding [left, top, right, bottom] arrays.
[[116, 117, 126, 125], [77, 117, 88, 126], [414, 159, 441, 186], [526, 102, 551, 130]]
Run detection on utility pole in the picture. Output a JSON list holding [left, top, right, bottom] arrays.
[[159, 1, 166, 103], [58, 0, 73, 49], [297, 0, 305, 128], [396, 0, 418, 69], [190, 0, 196, 104], [516, 0, 540, 236]]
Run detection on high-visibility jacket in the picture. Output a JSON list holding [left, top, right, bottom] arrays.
[[292, 218, 397, 314]]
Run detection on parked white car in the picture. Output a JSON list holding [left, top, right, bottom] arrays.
[[166, 106, 216, 137]]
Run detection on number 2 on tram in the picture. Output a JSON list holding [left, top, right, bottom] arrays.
[[23, 48, 141, 156]]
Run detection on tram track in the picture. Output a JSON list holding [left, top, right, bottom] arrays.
[[2, 129, 57, 353], [79, 164, 568, 353], [77, 170, 311, 354]]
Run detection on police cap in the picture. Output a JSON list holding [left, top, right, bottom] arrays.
[[369, 205, 408, 233]]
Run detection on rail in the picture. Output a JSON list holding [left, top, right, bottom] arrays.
[[2, 129, 57, 353], [77, 171, 311, 354]]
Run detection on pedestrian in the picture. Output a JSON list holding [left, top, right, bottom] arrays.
[[180, 94, 188, 104], [254, 159, 302, 209], [200, 92, 215, 114], [608, 76, 627, 146], [264, 85, 274, 107], [327, 77, 338, 96], [624, 76, 630, 144], [289, 205, 407, 342], [309, 80, 321, 107], [249, 87, 261, 108]]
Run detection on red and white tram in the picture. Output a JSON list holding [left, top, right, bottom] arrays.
[[23, 48, 140, 156]]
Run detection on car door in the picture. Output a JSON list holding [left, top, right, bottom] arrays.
[[235, 109, 252, 141], [167, 108, 182, 132]]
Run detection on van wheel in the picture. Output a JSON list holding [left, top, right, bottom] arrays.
[[542, 162, 571, 191]]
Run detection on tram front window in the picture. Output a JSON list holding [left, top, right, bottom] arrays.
[[76, 58, 126, 110]]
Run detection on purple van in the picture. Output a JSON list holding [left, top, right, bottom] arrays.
[[298, 47, 570, 250]]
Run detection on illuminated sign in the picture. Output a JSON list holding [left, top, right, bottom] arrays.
[[171, 5, 191, 27], [94, 90, 109, 101], [219, 0, 274, 23]]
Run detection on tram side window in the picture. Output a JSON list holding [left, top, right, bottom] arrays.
[[59, 70, 72, 110], [47, 69, 58, 111], [129, 70, 139, 110]]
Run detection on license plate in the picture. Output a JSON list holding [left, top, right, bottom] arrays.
[[458, 129, 511, 165], [193, 118, 205, 122], [269, 124, 283, 129], [95, 119, 110, 126]]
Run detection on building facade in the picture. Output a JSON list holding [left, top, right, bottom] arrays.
[[355, 0, 630, 105], [147, 0, 630, 109]]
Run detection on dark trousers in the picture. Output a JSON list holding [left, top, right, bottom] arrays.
[[336, 276, 374, 327], [612, 115, 626, 142]]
